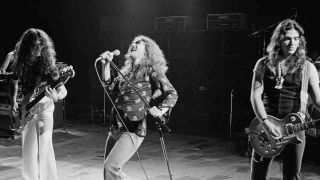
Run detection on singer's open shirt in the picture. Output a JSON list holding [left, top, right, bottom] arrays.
[[104, 64, 178, 136]]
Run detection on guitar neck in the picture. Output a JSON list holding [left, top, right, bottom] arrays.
[[292, 119, 320, 132], [25, 79, 62, 111]]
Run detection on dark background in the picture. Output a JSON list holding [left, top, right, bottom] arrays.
[[1, 0, 320, 138]]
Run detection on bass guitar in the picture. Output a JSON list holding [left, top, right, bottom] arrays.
[[249, 113, 320, 158], [12, 65, 75, 133]]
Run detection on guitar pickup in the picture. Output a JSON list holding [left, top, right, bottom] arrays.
[[285, 123, 294, 135]]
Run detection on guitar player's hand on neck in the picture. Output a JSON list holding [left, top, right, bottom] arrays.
[[45, 86, 59, 102]]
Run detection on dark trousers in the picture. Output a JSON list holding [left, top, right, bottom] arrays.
[[250, 140, 306, 180]]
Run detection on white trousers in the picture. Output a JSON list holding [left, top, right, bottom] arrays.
[[22, 97, 58, 180]]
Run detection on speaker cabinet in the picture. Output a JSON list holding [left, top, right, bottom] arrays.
[[0, 114, 14, 138], [155, 16, 192, 32], [207, 13, 247, 30]]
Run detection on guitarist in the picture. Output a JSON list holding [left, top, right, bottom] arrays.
[[250, 19, 320, 180], [10, 28, 67, 180]]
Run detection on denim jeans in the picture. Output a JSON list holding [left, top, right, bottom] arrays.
[[250, 138, 306, 180], [103, 130, 144, 180]]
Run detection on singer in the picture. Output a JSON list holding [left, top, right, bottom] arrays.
[[100, 35, 178, 180], [250, 19, 320, 180]]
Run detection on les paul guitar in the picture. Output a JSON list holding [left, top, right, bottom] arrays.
[[12, 65, 75, 133], [249, 113, 320, 158]]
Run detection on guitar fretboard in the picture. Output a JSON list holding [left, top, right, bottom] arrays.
[[292, 120, 320, 132], [25, 78, 64, 111], [23, 66, 73, 112]]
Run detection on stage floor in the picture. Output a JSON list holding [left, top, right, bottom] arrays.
[[1, 123, 320, 180]]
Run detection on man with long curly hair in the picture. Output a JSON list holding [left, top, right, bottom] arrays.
[[250, 19, 320, 179], [100, 34, 178, 179], [10, 28, 67, 180]]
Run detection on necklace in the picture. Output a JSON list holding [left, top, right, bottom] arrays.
[[275, 61, 288, 89]]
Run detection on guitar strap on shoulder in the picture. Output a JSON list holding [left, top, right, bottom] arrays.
[[299, 61, 310, 120]]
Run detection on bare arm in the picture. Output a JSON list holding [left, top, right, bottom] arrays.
[[101, 61, 111, 81], [250, 59, 281, 137], [1, 52, 14, 74], [308, 63, 320, 109], [9, 79, 19, 113], [250, 72, 268, 121], [100, 51, 116, 82], [100, 51, 120, 93]]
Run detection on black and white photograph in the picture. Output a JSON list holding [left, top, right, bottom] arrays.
[[1, 0, 320, 180]]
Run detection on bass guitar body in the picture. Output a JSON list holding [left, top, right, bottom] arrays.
[[12, 92, 41, 133]]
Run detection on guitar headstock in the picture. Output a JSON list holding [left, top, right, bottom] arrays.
[[59, 65, 75, 84]]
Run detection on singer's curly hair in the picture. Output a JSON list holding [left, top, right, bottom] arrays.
[[266, 19, 307, 67], [121, 35, 168, 75], [14, 28, 57, 79]]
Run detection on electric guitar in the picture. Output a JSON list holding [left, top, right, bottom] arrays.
[[249, 113, 320, 158], [12, 65, 75, 133]]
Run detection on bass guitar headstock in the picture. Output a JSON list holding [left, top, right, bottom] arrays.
[[59, 65, 75, 84]]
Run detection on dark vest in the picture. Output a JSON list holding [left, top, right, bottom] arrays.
[[263, 62, 303, 119]]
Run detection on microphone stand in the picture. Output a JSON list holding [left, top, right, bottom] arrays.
[[108, 60, 173, 180], [249, 22, 278, 57], [229, 89, 233, 138]]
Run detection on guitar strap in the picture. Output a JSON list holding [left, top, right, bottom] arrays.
[[299, 61, 310, 120]]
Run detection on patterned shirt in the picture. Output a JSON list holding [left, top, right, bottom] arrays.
[[106, 64, 178, 137]]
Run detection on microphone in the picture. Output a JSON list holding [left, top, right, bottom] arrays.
[[96, 49, 120, 62]]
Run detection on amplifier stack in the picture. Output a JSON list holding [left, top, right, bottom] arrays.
[[0, 73, 14, 138]]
